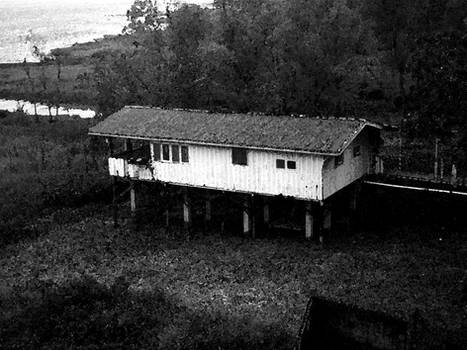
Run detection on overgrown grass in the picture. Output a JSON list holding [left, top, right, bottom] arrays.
[[0, 112, 109, 246], [0, 207, 465, 348]]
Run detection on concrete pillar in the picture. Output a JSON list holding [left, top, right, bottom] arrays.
[[305, 202, 314, 240]]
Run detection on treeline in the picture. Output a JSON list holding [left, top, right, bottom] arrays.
[[92, 0, 466, 167]]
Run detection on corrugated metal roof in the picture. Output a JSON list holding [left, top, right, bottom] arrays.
[[89, 106, 381, 155]]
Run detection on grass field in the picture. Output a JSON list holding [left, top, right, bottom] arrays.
[[0, 203, 465, 348]]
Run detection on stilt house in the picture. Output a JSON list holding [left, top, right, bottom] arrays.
[[89, 106, 383, 238]]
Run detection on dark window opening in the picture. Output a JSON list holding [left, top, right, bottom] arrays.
[[181, 146, 189, 163], [232, 148, 247, 165], [335, 154, 344, 168], [353, 145, 361, 157], [153, 143, 161, 161], [172, 145, 180, 162], [162, 144, 170, 161], [287, 160, 296, 169], [276, 159, 285, 169]]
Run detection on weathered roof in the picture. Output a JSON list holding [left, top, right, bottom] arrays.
[[89, 106, 381, 155]]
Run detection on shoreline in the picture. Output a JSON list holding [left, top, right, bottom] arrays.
[[0, 35, 129, 112]]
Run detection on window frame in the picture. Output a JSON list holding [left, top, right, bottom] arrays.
[[171, 145, 180, 163], [162, 144, 170, 162], [153, 143, 161, 161], [276, 159, 285, 169], [232, 148, 248, 166], [287, 160, 297, 170], [181, 145, 189, 163]]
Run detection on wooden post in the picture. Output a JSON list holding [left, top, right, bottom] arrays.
[[305, 202, 314, 240], [112, 177, 118, 228], [183, 188, 191, 236], [243, 196, 251, 236], [124, 139, 133, 152], [130, 181, 136, 222]]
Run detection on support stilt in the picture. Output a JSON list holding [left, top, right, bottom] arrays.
[[165, 208, 170, 233], [251, 196, 256, 239], [183, 188, 192, 236], [130, 181, 137, 227], [130, 181, 136, 214], [263, 199, 270, 234], [243, 196, 251, 236], [205, 198, 212, 222], [321, 205, 332, 244], [305, 202, 314, 240], [112, 177, 118, 228], [350, 182, 361, 230]]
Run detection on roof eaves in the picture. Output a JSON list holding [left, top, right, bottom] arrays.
[[88, 131, 340, 156]]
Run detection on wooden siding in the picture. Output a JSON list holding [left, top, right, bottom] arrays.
[[150, 143, 324, 200], [322, 129, 374, 199]]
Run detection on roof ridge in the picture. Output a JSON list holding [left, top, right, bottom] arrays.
[[121, 106, 381, 126]]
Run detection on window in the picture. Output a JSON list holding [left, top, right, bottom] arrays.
[[287, 161, 296, 169], [335, 154, 344, 168], [232, 148, 247, 165], [181, 146, 189, 163], [172, 145, 180, 162], [153, 143, 161, 161], [353, 145, 361, 157], [276, 159, 285, 169], [162, 144, 170, 161]]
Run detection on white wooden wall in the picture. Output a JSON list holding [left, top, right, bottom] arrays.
[[150, 143, 324, 200], [322, 129, 374, 199]]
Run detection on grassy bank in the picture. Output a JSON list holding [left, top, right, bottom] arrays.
[[0, 35, 133, 108], [0, 62, 94, 107], [0, 206, 465, 349]]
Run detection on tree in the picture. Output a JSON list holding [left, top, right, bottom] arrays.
[[123, 0, 161, 34]]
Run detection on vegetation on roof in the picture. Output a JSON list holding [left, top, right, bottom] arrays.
[[90, 106, 378, 154]]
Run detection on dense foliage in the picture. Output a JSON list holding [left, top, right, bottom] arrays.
[[94, 0, 466, 132]]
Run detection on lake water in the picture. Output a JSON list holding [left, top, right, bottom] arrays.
[[0, 0, 134, 63], [0, 0, 211, 63], [0, 98, 95, 118]]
